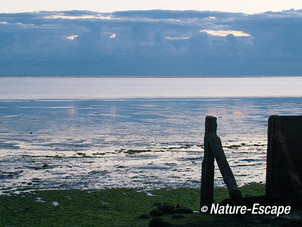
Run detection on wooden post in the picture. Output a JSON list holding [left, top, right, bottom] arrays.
[[200, 116, 216, 208], [266, 115, 276, 196]]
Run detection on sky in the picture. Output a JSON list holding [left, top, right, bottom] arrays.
[[1, 0, 302, 14], [1, 2, 302, 76]]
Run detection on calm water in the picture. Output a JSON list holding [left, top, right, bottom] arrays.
[[0, 77, 302, 194]]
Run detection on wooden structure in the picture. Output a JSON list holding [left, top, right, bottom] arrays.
[[200, 116, 243, 208], [266, 115, 302, 197], [200, 115, 302, 210]]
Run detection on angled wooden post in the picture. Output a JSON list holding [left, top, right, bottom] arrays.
[[200, 116, 216, 208], [207, 133, 243, 204]]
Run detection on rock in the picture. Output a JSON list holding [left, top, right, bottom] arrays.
[[170, 208, 193, 214], [158, 203, 175, 214], [281, 220, 302, 227], [138, 214, 149, 219], [150, 209, 164, 217], [171, 214, 185, 219], [149, 218, 171, 227]]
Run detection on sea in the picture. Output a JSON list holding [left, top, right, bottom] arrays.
[[1, 76, 302, 194]]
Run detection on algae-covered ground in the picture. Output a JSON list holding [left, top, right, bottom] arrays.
[[0, 183, 298, 226]]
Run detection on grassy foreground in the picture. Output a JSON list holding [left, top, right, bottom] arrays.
[[0, 184, 267, 226]]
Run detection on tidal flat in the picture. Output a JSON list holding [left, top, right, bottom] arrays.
[[3, 97, 300, 193]]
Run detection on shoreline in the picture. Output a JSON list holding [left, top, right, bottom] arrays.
[[0, 142, 267, 195]]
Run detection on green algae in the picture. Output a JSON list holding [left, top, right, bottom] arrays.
[[0, 183, 267, 226]]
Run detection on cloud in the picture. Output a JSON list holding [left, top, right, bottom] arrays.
[[200, 29, 251, 37], [0, 10, 302, 75], [66, 34, 78, 40]]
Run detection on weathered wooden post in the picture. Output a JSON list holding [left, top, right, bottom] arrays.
[[201, 116, 243, 209], [200, 116, 216, 208]]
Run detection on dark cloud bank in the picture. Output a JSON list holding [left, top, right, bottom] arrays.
[[0, 9, 302, 76]]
